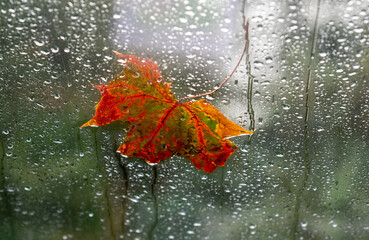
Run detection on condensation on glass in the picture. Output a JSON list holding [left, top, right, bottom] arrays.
[[0, 0, 368, 239]]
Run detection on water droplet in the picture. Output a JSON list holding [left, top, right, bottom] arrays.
[[40, 49, 50, 55], [118, 57, 127, 65], [24, 186, 32, 191], [221, 99, 230, 105], [132, 72, 140, 78], [118, 152, 128, 158], [301, 221, 308, 228], [240, 145, 249, 153], [276, 152, 284, 158], [265, 57, 273, 64], [282, 103, 291, 110], [254, 60, 264, 67], [316, 126, 325, 132], [113, 14, 121, 19], [51, 45, 59, 53], [179, 17, 188, 23], [34, 39, 45, 47], [220, 28, 229, 33]]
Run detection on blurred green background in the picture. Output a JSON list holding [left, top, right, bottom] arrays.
[[0, 0, 368, 239]]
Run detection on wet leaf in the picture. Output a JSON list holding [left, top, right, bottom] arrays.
[[82, 52, 253, 173]]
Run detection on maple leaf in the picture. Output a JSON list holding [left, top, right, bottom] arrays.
[[81, 52, 253, 173]]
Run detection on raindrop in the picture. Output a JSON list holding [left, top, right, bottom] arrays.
[[254, 60, 264, 67], [301, 221, 308, 228], [276, 152, 284, 158], [113, 14, 121, 19], [282, 103, 291, 110], [34, 39, 45, 47], [132, 72, 140, 78], [119, 152, 128, 158], [24, 186, 32, 191], [51, 45, 59, 53], [265, 57, 273, 64], [118, 57, 127, 64], [221, 99, 230, 105], [316, 126, 325, 132], [240, 145, 249, 153], [220, 28, 229, 33], [40, 49, 50, 55], [179, 17, 187, 23]]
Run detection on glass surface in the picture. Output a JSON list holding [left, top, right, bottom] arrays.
[[0, 0, 368, 239]]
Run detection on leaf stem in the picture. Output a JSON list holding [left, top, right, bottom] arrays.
[[179, 19, 250, 102]]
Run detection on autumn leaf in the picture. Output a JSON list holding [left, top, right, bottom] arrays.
[[81, 52, 253, 173]]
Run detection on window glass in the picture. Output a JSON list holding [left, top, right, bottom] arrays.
[[0, 0, 368, 239]]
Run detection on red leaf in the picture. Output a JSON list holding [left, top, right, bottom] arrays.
[[82, 52, 253, 173]]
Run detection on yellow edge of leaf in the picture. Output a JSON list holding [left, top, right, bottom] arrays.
[[80, 119, 98, 128]]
